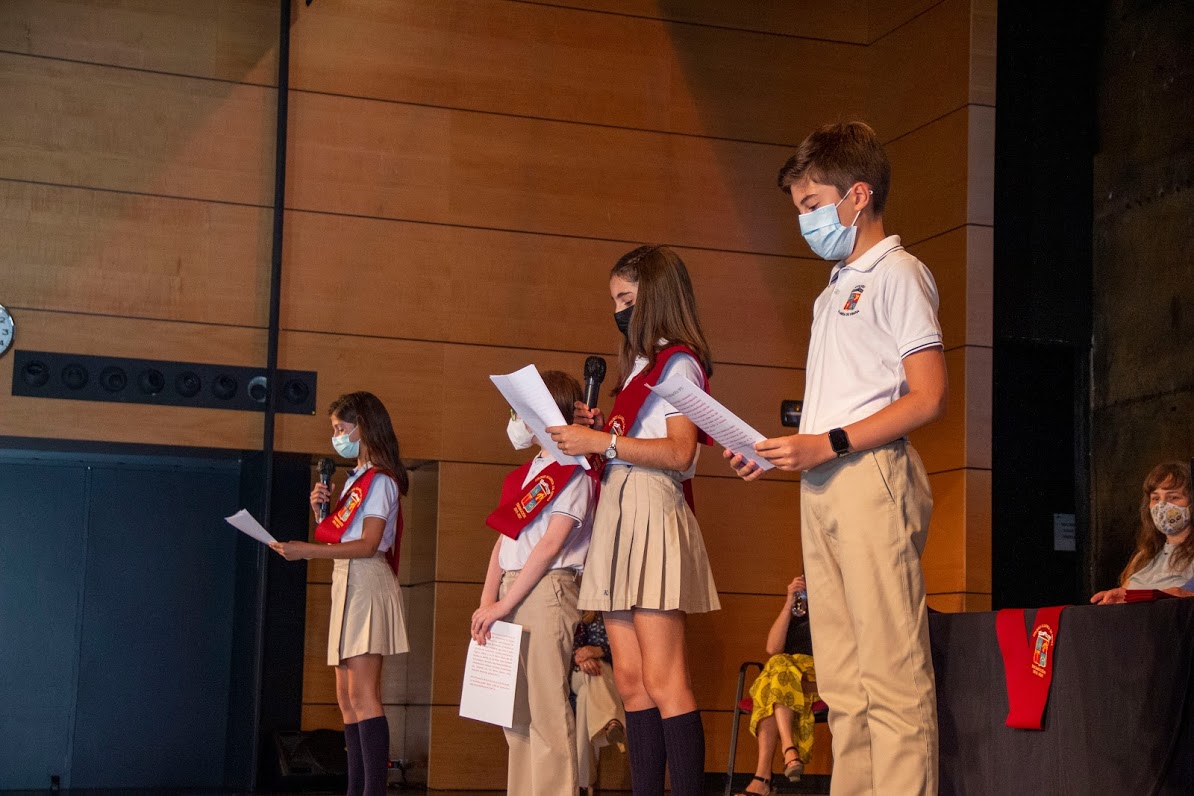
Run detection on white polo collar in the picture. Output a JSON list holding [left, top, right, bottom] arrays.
[[829, 235, 904, 283]]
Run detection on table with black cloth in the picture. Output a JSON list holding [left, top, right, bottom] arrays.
[[930, 598, 1194, 795]]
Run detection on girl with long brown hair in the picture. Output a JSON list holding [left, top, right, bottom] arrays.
[[1091, 460, 1194, 604], [548, 244, 719, 796], [271, 391, 409, 796]]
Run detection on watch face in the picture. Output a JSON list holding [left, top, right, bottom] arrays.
[[0, 304, 12, 356]]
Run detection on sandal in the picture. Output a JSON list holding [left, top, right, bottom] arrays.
[[734, 774, 772, 796], [783, 745, 804, 782]]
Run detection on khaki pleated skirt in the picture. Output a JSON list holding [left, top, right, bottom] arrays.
[[328, 554, 409, 666], [578, 465, 720, 614]]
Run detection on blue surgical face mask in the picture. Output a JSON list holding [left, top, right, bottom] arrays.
[[332, 425, 360, 459], [799, 193, 862, 262]]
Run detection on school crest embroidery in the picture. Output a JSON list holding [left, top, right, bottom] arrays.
[[608, 415, 627, 437], [1030, 623, 1054, 677], [840, 284, 866, 315], [515, 474, 556, 519], [333, 486, 364, 529]]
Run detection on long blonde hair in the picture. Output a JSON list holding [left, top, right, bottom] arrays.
[[1119, 461, 1192, 585], [610, 244, 713, 393]]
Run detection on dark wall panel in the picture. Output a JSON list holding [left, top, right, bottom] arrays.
[[0, 462, 87, 790], [69, 462, 241, 787]]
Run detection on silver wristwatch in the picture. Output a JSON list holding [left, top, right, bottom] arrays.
[[603, 434, 619, 460]]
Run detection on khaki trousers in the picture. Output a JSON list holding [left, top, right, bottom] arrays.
[[501, 569, 581, 796], [800, 441, 938, 796]]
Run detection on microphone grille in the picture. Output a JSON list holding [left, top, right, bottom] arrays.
[[584, 355, 607, 381], [318, 457, 335, 476]]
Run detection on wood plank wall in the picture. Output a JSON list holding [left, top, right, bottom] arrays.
[[0, 0, 995, 788]]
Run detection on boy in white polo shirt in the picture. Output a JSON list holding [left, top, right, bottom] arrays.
[[727, 121, 947, 796]]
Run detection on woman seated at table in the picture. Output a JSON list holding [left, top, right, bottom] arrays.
[[1092, 460, 1194, 604], [736, 575, 818, 796]]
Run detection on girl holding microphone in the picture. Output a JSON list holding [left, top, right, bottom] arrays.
[[548, 244, 720, 796], [271, 391, 409, 796]]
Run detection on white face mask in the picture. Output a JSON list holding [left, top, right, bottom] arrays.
[[506, 416, 534, 450], [1151, 501, 1191, 536], [332, 425, 359, 459]]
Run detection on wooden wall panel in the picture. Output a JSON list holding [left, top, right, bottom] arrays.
[[907, 225, 990, 349], [0, 310, 264, 449], [435, 462, 507, 583], [970, 0, 998, 106], [0, 181, 271, 326], [286, 90, 799, 255], [273, 330, 805, 466], [921, 468, 991, 596], [868, 0, 969, 141], [0, 0, 278, 85], [0, 53, 275, 204], [281, 208, 818, 369], [430, 581, 481, 706], [687, 593, 785, 709], [510, 0, 870, 43], [907, 346, 992, 474], [289, 0, 864, 146], [868, 0, 944, 42], [884, 107, 971, 246], [427, 706, 511, 790]]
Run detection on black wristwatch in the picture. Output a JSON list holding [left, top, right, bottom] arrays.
[[828, 427, 851, 457]]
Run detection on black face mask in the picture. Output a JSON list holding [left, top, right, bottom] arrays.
[[614, 305, 633, 337]]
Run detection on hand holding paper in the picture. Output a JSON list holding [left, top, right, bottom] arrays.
[[649, 376, 774, 472], [490, 365, 590, 469]]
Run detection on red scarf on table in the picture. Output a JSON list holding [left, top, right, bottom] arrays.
[[995, 606, 1066, 729]]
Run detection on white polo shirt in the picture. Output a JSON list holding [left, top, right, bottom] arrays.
[[498, 454, 594, 572], [799, 235, 943, 436]]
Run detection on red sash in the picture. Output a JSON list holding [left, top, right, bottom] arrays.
[[486, 458, 580, 540], [995, 606, 1066, 729], [602, 345, 710, 510], [314, 467, 403, 576]]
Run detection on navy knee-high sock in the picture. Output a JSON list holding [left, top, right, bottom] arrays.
[[662, 710, 705, 796], [357, 715, 390, 796], [625, 707, 667, 796], [343, 722, 363, 796]]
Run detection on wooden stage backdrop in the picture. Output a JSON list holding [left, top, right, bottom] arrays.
[[0, 0, 994, 787]]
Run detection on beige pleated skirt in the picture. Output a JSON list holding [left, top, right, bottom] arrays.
[[328, 553, 409, 666], [578, 465, 720, 614]]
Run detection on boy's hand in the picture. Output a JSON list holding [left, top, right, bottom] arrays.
[[471, 601, 508, 645], [755, 434, 835, 472]]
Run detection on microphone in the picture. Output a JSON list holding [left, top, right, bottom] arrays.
[[583, 356, 606, 409], [317, 457, 335, 521]]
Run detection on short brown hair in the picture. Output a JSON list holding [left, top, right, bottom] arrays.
[[777, 121, 891, 215], [541, 370, 583, 423]]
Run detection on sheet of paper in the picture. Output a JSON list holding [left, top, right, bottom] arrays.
[[224, 509, 278, 545], [649, 376, 775, 471], [490, 365, 590, 469], [459, 620, 524, 727]]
